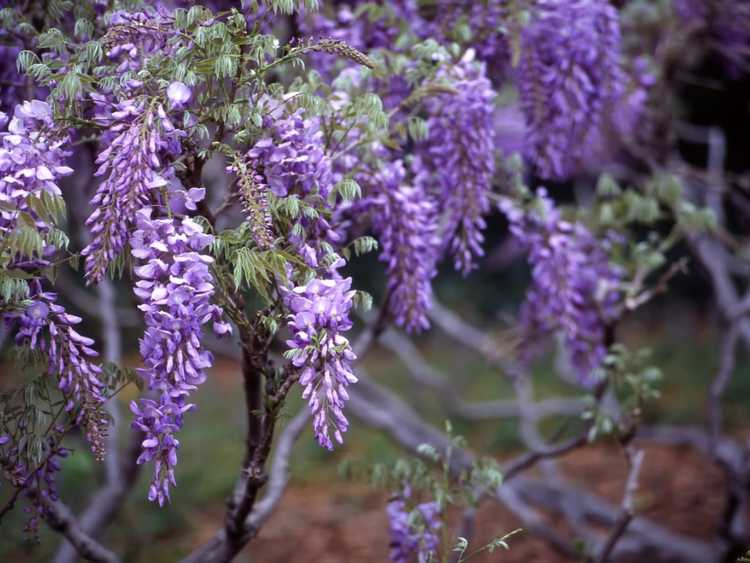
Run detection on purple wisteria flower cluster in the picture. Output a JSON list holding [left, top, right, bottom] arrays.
[[0, 431, 70, 536], [129, 207, 230, 505], [81, 95, 184, 283], [246, 109, 362, 448], [297, 2, 412, 79], [419, 0, 509, 75], [0, 100, 72, 241], [501, 191, 622, 384], [519, 0, 623, 180], [247, 109, 333, 200], [415, 58, 496, 274], [368, 160, 439, 333], [246, 109, 341, 267], [103, 9, 176, 76], [1, 100, 107, 457], [283, 276, 357, 450], [8, 281, 108, 458], [387, 489, 442, 563]]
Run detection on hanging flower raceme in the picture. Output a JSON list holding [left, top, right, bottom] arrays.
[[519, 0, 623, 180], [1, 101, 107, 457], [248, 108, 358, 448], [500, 190, 622, 384], [415, 58, 496, 274], [387, 487, 442, 563], [282, 275, 357, 450], [247, 110, 333, 200], [246, 109, 340, 267], [368, 160, 440, 333], [6, 281, 108, 459], [81, 96, 184, 284], [129, 207, 230, 505]]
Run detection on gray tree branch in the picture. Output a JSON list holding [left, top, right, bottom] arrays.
[[42, 498, 121, 563]]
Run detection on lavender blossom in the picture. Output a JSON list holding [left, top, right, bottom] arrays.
[[0, 100, 73, 239], [247, 110, 333, 200], [129, 207, 229, 504], [415, 58, 496, 274], [103, 10, 176, 76], [500, 190, 621, 384], [368, 160, 439, 332], [166, 81, 191, 109], [0, 100, 106, 462], [519, 0, 624, 180], [283, 276, 357, 450], [81, 96, 184, 283], [387, 490, 442, 563], [7, 281, 108, 458], [130, 396, 193, 506], [246, 110, 340, 267], [249, 109, 359, 448]]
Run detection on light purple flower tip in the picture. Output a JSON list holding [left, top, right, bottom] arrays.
[[167, 81, 191, 109]]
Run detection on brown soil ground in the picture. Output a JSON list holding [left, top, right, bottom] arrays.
[[191, 441, 732, 563]]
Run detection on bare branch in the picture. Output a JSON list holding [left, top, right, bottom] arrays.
[[348, 369, 723, 563], [637, 424, 746, 474], [596, 447, 645, 563], [52, 430, 143, 563], [707, 324, 740, 452], [180, 409, 309, 563], [502, 436, 588, 482], [513, 477, 718, 563], [42, 498, 121, 563], [245, 408, 310, 531], [379, 328, 585, 421], [428, 299, 521, 378]]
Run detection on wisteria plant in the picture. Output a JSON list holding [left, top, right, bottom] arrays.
[[0, 1, 748, 563]]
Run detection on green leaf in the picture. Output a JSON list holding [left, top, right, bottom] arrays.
[[16, 50, 38, 72]]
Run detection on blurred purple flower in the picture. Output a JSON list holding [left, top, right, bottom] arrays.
[[519, 0, 624, 180], [167, 81, 191, 109], [500, 190, 622, 384], [415, 58, 496, 274], [368, 160, 440, 333], [387, 488, 442, 563]]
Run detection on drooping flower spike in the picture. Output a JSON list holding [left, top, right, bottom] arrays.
[[129, 205, 230, 504]]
